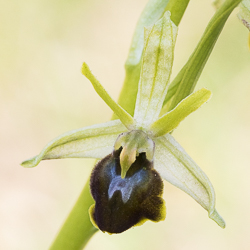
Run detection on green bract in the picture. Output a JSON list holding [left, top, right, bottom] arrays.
[[21, 12, 225, 233]]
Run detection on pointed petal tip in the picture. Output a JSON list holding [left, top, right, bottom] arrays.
[[209, 209, 226, 229], [81, 62, 92, 79], [21, 156, 39, 168], [81, 62, 88, 75], [82, 62, 94, 81], [202, 87, 212, 100]]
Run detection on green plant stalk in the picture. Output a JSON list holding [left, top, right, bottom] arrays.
[[50, 179, 98, 250], [165, 0, 190, 26], [49, 1, 191, 249], [115, 63, 141, 117], [164, 0, 242, 111]]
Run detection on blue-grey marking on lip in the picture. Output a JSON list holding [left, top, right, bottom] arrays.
[[108, 167, 146, 203]]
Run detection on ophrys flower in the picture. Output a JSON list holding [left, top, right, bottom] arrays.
[[21, 12, 225, 234]]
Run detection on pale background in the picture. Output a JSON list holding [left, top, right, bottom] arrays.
[[1, 0, 250, 249]]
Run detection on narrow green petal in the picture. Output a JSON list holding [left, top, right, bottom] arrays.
[[82, 63, 135, 130], [154, 134, 225, 228], [21, 120, 127, 168], [238, 0, 250, 31], [150, 88, 211, 137], [133, 11, 177, 129]]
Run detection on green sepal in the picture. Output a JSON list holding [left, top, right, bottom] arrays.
[[150, 88, 211, 137], [82, 63, 135, 130], [133, 11, 177, 129], [154, 134, 225, 228], [21, 120, 126, 168]]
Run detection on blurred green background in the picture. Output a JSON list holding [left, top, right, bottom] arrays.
[[1, 0, 250, 249]]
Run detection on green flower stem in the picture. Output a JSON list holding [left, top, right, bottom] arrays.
[[50, 179, 98, 250], [164, 0, 242, 111], [115, 63, 141, 117], [165, 0, 190, 26]]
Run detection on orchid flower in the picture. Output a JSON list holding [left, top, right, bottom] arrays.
[[21, 12, 225, 234]]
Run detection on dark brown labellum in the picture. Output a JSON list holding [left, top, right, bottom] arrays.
[[89, 149, 166, 234]]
